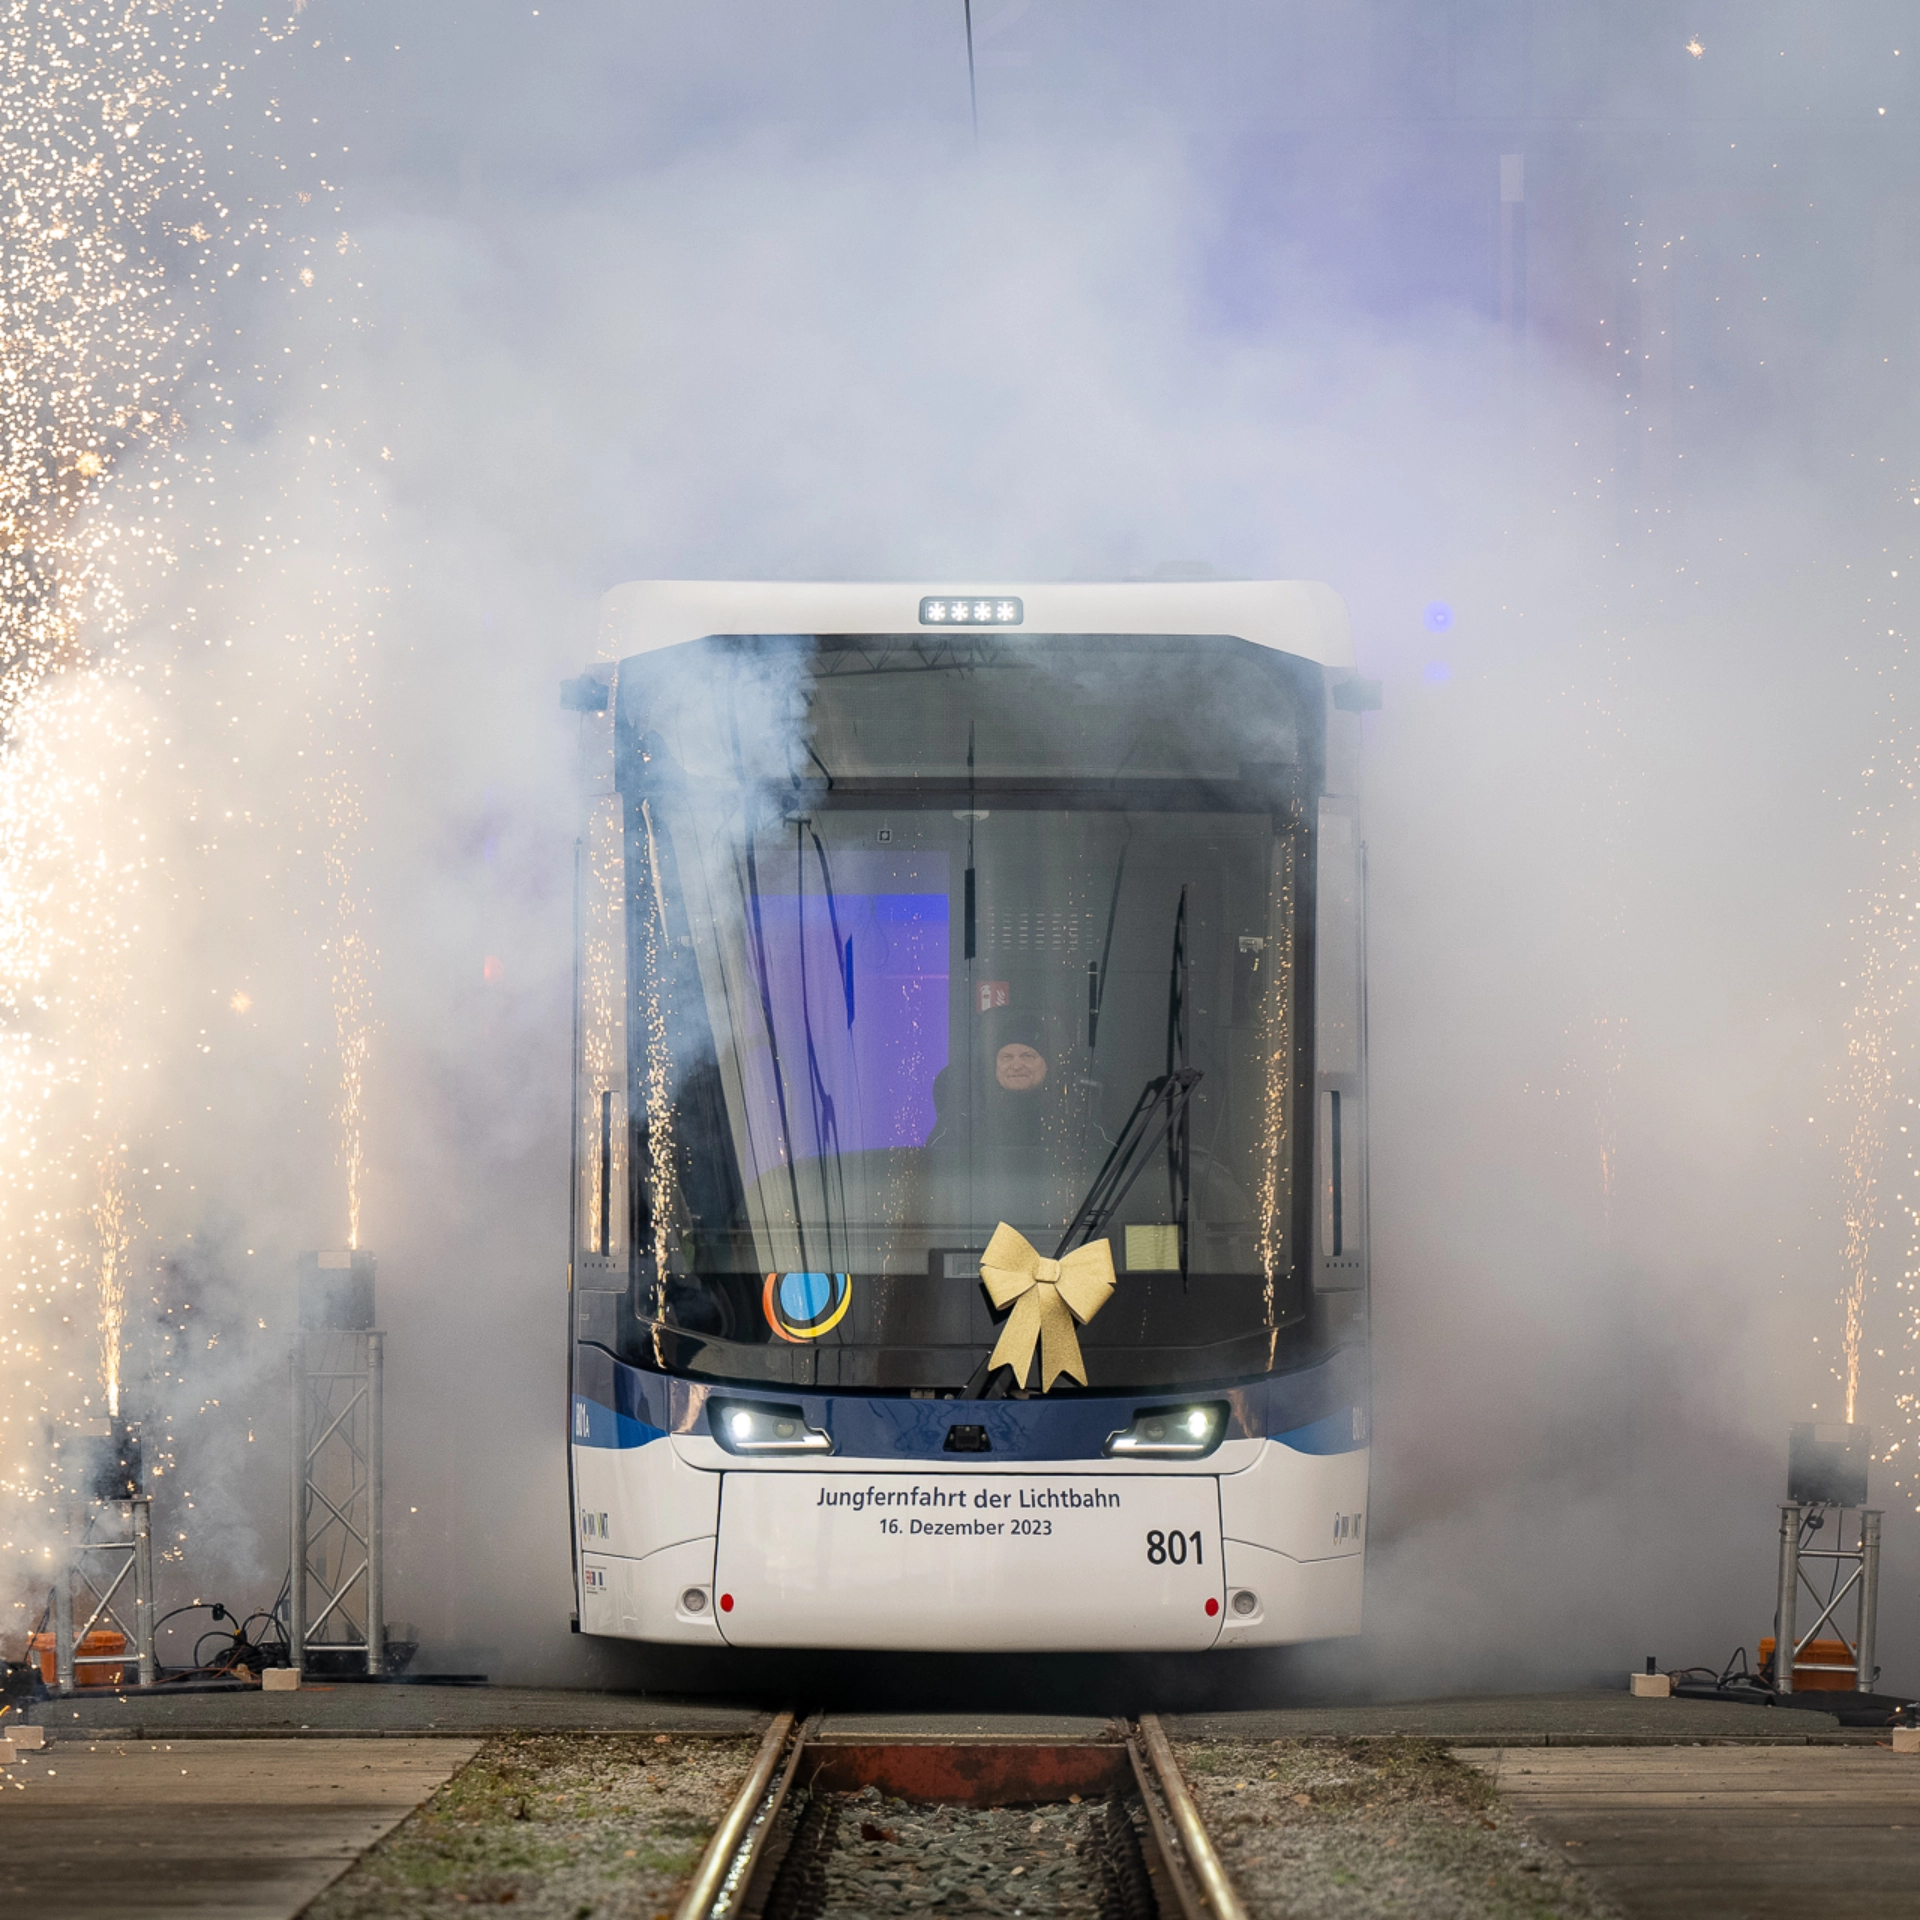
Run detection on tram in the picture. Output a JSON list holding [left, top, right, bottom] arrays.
[[564, 581, 1372, 1652]]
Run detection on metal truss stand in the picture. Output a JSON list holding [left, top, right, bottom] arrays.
[[1773, 1502, 1882, 1697], [51, 1495, 157, 1691], [289, 1250, 384, 1677]]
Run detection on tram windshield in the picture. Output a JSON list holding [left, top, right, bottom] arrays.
[[607, 632, 1328, 1392]]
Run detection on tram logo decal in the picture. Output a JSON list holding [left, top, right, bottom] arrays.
[[763, 1271, 852, 1343]]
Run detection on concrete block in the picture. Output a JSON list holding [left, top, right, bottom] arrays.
[[1630, 1672, 1672, 1698], [1892, 1726, 1920, 1753], [262, 1667, 302, 1691], [8, 1724, 45, 1748], [0, 1739, 16, 1764]]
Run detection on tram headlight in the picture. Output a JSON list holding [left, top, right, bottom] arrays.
[[708, 1397, 835, 1456], [919, 594, 1023, 626], [1103, 1402, 1229, 1459]]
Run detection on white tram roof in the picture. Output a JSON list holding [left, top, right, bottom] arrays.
[[597, 580, 1354, 674]]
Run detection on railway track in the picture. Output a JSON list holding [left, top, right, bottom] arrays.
[[672, 1711, 1250, 1920]]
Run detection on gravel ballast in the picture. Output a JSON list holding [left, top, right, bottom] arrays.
[[301, 1731, 757, 1919], [814, 1783, 1108, 1916], [1174, 1737, 1620, 1920], [297, 1728, 1618, 1919]]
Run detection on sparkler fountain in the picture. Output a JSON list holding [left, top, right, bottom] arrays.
[[1827, 632, 1919, 1477], [0, 0, 233, 1640], [1, 0, 392, 1679], [288, 454, 388, 1683]]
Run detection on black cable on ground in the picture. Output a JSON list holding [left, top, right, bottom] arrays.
[[147, 1595, 292, 1683]]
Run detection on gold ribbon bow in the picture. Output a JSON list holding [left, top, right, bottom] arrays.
[[980, 1222, 1116, 1392]]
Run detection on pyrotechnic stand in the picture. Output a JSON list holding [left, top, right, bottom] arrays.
[[40, 1416, 157, 1691], [289, 1250, 386, 1677]]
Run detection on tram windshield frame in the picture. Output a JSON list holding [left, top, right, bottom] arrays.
[[595, 630, 1335, 1394]]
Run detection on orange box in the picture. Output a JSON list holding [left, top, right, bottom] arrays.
[[27, 1630, 126, 1687], [1759, 1636, 1857, 1691]]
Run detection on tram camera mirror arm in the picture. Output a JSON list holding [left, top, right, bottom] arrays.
[[1332, 678, 1382, 713], [560, 673, 610, 712]]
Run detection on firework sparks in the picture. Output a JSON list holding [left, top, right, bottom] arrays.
[[1832, 645, 1919, 1425], [0, 0, 396, 1617], [0, 0, 215, 718], [0, 676, 152, 1471], [93, 1146, 129, 1417], [580, 792, 629, 1269], [0, 0, 230, 1508], [1255, 842, 1296, 1334], [321, 771, 376, 1251], [1838, 988, 1894, 1426], [636, 800, 675, 1301]]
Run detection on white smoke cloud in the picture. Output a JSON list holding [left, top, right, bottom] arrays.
[[11, 0, 1919, 1698]]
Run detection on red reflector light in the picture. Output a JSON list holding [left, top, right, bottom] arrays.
[[720, 1593, 735, 1613], [1204, 1597, 1220, 1617]]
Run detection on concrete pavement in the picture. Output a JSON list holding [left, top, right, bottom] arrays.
[[0, 1736, 477, 1919]]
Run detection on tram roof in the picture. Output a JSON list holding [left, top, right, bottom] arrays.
[[597, 580, 1354, 673]]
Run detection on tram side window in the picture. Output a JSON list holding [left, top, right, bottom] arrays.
[[1315, 802, 1364, 1279]]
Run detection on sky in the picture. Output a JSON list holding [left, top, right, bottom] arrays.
[[5, 0, 1920, 1701]]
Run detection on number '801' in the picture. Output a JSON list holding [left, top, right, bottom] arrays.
[[1145, 1530, 1203, 1566]]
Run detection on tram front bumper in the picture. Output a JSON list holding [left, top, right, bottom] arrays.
[[574, 1440, 1367, 1651]]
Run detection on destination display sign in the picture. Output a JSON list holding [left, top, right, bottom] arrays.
[[712, 1472, 1225, 1651]]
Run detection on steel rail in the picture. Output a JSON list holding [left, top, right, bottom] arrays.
[[715, 1713, 812, 1920], [675, 1714, 1246, 1920], [1126, 1737, 1206, 1920], [672, 1710, 797, 1920], [1136, 1712, 1252, 1920]]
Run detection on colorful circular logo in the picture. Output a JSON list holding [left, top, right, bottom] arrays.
[[762, 1271, 852, 1343]]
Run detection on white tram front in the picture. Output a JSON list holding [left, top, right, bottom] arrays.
[[565, 581, 1371, 1652]]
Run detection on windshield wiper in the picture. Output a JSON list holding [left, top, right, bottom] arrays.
[[1055, 1067, 1202, 1258], [963, 1065, 1204, 1398], [1165, 886, 1191, 1271], [1086, 845, 1127, 1049], [739, 833, 812, 1274]]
